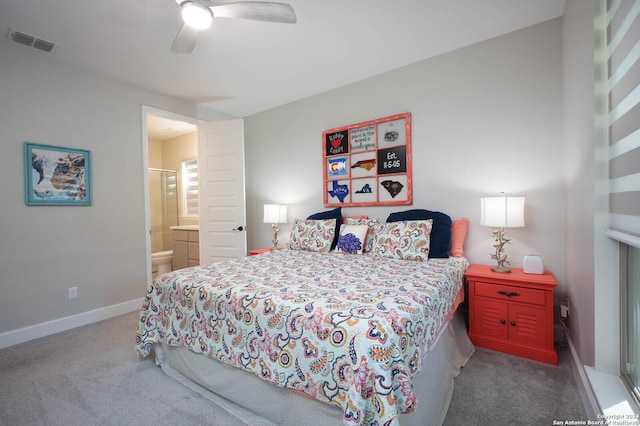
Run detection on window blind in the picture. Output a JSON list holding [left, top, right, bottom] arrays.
[[607, 0, 640, 233], [605, 0, 640, 407], [181, 158, 199, 217]]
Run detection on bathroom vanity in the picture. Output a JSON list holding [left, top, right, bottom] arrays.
[[171, 225, 200, 270]]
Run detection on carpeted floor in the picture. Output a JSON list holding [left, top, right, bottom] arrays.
[[0, 312, 587, 425], [0, 312, 245, 426], [444, 344, 587, 425]]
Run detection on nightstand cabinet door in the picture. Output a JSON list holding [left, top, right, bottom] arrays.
[[474, 298, 509, 340], [508, 304, 547, 349], [466, 264, 558, 365]]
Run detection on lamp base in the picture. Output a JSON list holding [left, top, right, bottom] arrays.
[[489, 227, 512, 273], [491, 265, 512, 273], [271, 224, 280, 251]]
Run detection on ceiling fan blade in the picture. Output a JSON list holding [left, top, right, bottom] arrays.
[[209, 2, 296, 24], [171, 24, 199, 54]]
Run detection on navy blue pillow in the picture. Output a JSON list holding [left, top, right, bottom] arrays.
[[307, 207, 342, 250], [386, 209, 452, 258]]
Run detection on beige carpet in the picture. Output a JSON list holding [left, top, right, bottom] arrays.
[[444, 345, 587, 425], [0, 312, 246, 426], [0, 312, 586, 425]]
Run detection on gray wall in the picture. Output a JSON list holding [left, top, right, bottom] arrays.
[[245, 19, 566, 286], [0, 41, 216, 333]]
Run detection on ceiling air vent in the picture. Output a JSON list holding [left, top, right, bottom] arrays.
[[7, 28, 56, 53]]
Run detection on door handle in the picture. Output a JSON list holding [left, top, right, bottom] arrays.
[[232, 226, 246, 231]]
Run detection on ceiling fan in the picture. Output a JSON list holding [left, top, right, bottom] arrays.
[[171, 0, 297, 54]]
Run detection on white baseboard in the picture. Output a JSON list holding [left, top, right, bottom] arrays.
[[567, 336, 601, 420], [567, 336, 640, 418], [0, 298, 144, 350]]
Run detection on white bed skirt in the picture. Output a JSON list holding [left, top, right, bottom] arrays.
[[154, 309, 474, 426]]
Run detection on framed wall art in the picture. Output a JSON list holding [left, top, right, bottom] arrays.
[[323, 112, 412, 207], [24, 142, 92, 206]]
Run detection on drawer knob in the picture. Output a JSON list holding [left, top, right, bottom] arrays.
[[500, 319, 506, 325], [510, 321, 516, 326], [497, 290, 520, 297]]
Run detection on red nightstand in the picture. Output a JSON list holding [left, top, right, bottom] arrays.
[[466, 264, 558, 365], [248, 247, 272, 256]]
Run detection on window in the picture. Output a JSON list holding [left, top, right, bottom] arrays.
[[602, 0, 640, 409], [181, 158, 199, 217], [621, 242, 640, 405]]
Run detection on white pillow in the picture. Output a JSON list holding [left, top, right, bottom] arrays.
[[346, 217, 385, 253], [336, 224, 369, 254]]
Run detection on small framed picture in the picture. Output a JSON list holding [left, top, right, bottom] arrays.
[[24, 142, 92, 206]]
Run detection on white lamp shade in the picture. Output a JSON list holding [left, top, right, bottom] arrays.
[[264, 204, 287, 224], [480, 196, 525, 228]]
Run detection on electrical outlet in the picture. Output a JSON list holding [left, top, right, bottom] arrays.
[[560, 297, 570, 318], [68, 287, 78, 299]]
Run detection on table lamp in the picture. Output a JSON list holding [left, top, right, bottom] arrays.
[[263, 204, 287, 251], [480, 193, 525, 273]]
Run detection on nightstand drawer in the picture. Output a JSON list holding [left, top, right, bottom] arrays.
[[475, 282, 546, 306]]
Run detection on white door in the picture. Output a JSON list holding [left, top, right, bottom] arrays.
[[198, 119, 247, 263]]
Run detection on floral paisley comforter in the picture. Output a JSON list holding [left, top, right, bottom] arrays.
[[135, 250, 468, 426]]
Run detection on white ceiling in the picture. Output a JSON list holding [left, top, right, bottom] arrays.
[[1, 0, 565, 119], [146, 114, 197, 140]]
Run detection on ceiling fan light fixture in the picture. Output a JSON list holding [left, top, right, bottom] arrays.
[[181, 2, 213, 30]]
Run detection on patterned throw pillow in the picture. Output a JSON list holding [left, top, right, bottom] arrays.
[[386, 209, 451, 258], [342, 215, 368, 224], [307, 207, 342, 250], [372, 220, 433, 261], [288, 218, 337, 253], [336, 224, 369, 254], [346, 217, 386, 253]]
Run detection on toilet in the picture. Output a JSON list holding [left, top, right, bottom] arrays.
[[151, 250, 173, 276]]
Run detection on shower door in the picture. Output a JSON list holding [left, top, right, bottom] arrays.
[[148, 168, 178, 253]]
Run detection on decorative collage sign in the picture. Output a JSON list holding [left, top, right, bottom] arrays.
[[323, 112, 412, 207]]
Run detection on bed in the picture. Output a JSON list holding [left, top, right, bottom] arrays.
[[136, 210, 474, 426]]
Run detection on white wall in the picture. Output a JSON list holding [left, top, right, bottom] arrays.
[[0, 41, 215, 335], [563, 0, 597, 367], [245, 18, 566, 286]]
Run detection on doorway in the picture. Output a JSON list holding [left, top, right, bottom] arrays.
[[141, 107, 248, 285], [142, 106, 199, 284]]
